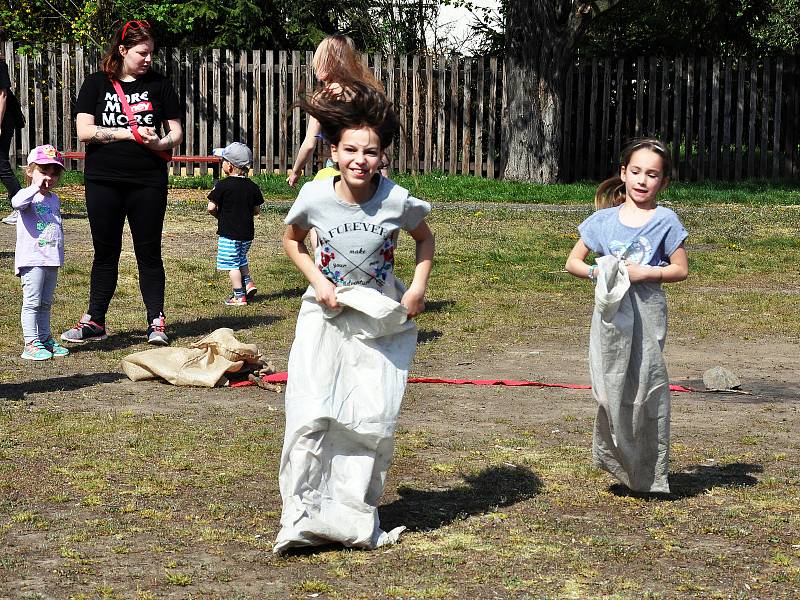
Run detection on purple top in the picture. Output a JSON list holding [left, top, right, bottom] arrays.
[[11, 184, 64, 275]]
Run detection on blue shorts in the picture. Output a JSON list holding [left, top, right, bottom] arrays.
[[216, 236, 252, 270]]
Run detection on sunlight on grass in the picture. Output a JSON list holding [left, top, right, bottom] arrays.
[[1, 193, 799, 597]]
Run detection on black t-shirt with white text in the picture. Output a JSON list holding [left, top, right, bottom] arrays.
[[0, 60, 24, 129], [208, 176, 264, 241], [75, 71, 180, 187]]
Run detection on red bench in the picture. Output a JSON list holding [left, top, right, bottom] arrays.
[[62, 151, 221, 164]]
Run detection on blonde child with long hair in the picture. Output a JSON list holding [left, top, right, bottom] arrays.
[[286, 34, 386, 186], [12, 145, 69, 360], [566, 138, 688, 494]]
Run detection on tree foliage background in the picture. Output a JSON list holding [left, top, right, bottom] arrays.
[[1, 0, 799, 56], [460, 0, 800, 56], [0, 0, 440, 53]]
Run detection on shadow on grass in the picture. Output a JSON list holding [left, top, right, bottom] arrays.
[[253, 286, 307, 302], [417, 330, 442, 345], [82, 314, 284, 351], [609, 462, 763, 500], [425, 300, 456, 313], [0, 372, 124, 401], [169, 314, 283, 339], [0, 251, 13, 260], [379, 465, 543, 532]]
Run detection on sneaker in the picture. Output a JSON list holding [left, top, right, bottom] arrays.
[[61, 314, 108, 344], [21, 340, 53, 361], [224, 293, 247, 306], [147, 313, 168, 345], [42, 337, 70, 357], [2, 210, 19, 225], [245, 281, 257, 300]]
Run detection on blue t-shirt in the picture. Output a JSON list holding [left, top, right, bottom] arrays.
[[578, 205, 688, 266]]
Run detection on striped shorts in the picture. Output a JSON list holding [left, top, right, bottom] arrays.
[[216, 236, 252, 270]]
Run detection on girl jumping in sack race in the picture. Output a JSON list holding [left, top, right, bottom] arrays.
[[565, 138, 688, 494], [275, 81, 435, 553]]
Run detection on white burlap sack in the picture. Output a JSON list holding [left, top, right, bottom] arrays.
[[274, 286, 415, 553], [590, 255, 671, 493]]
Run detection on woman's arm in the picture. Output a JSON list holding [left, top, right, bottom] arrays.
[[565, 239, 594, 279], [76, 112, 135, 144], [287, 116, 321, 186], [400, 221, 435, 317], [207, 200, 218, 216], [282, 223, 338, 308], [157, 118, 183, 151], [0, 88, 7, 135]]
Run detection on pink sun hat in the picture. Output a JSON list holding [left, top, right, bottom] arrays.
[[26, 144, 65, 168]]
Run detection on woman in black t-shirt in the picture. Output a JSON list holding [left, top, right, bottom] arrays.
[[0, 29, 24, 225], [61, 20, 182, 346]]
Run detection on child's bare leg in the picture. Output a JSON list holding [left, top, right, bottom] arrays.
[[229, 268, 243, 290]]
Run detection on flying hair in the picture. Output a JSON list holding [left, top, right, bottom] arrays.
[[594, 138, 673, 210], [312, 34, 384, 93], [298, 81, 398, 150]]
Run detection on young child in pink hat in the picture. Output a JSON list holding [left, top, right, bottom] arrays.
[[11, 144, 69, 360]]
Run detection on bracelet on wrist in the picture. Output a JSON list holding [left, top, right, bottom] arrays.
[[587, 264, 597, 283]]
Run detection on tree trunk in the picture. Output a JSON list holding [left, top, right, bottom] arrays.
[[502, 1, 621, 182], [503, 51, 566, 182]]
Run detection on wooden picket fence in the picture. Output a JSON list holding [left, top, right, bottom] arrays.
[[4, 42, 799, 181], [563, 55, 800, 182]]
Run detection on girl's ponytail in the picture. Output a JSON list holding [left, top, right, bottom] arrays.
[[595, 176, 626, 210]]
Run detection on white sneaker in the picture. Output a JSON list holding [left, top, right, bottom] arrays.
[[2, 210, 19, 225]]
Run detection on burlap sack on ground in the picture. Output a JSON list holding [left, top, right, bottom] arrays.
[[590, 255, 671, 494], [274, 286, 414, 554], [121, 327, 261, 387]]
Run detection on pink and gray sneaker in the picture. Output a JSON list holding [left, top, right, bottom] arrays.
[[147, 313, 169, 346], [60, 314, 108, 344]]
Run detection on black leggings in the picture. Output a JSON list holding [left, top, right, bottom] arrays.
[[85, 180, 167, 324], [0, 124, 21, 202]]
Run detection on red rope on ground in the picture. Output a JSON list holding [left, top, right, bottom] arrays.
[[230, 372, 694, 393]]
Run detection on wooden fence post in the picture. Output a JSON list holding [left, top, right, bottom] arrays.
[[449, 55, 458, 174], [461, 58, 471, 176], [772, 58, 783, 179], [399, 54, 408, 173], [697, 57, 707, 181], [760, 58, 770, 178], [487, 56, 498, 179]]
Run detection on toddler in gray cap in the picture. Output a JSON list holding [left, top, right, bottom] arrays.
[[208, 142, 264, 305]]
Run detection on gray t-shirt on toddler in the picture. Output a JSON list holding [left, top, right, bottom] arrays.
[[578, 205, 688, 266], [285, 176, 431, 299]]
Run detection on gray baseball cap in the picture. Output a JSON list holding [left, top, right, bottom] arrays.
[[213, 142, 253, 169]]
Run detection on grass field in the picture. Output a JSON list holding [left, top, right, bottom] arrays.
[[9, 169, 800, 205], [0, 187, 799, 598]]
